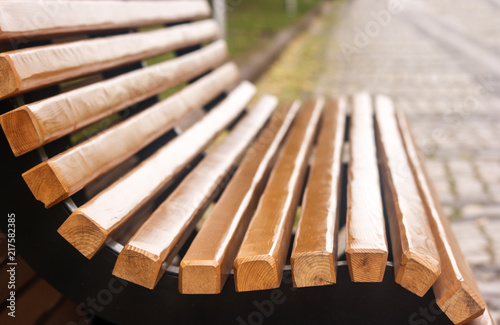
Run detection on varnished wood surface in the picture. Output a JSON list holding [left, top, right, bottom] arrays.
[[0, 40, 228, 156], [0, 1, 211, 41], [375, 95, 441, 297], [113, 96, 277, 289], [397, 110, 486, 324], [22, 62, 239, 208], [57, 82, 256, 259], [0, 20, 219, 99], [345, 93, 388, 282], [179, 100, 300, 294], [290, 98, 346, 287], [233, 98, 323, 292]]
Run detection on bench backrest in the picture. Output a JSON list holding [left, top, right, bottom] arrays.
[[0, 0, 246, 207]]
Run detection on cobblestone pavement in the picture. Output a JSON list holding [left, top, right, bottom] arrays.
[[313, 0, 500, 322]]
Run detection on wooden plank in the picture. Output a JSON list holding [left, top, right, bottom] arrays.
[[397, 110, 486, 323], [0, 20, 219, 99], [0, 40, 228, 157], [22, 62, 239, 208], [290, 98, 346, 287], [0, 1, 211, 41], [345, 93, 388, 282], [57, 81, 255, 259], [179, 100, 301, 294], [233, 98, 323, 292], [113, 95, 277, 289], [374, 95, 441, 297]]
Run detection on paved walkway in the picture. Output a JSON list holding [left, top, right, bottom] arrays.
[[258, 0, 500, 321]]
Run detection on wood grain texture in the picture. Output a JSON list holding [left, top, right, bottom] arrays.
[[0, 20, 219, 99], [0, 40, 228, 156], [113, 96, 276, 289], [0, 1, 211, 40], [374, 95, 441, 297], [179, 100, 300, 294], [233, 98, 323, 292], [57, 82, 255, 259], [22, 62, 239, 208], [397, 110, 486, 324], [345, 93, 388, 282], [0, 56, 18, 99], [290, 98, 346, 287]]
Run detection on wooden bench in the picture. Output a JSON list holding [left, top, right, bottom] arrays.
[[0, 1, 495, 324]]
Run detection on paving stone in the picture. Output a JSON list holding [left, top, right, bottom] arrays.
[[451, 221, 491, 265], [431, 179, 456, 204], [482, 219, 500, 262], [462, 204, 500, 219], [487, 184, 500, 203], [448, 160, 476, 177], [454, 178, 488, 202], [441, 205, 455, 218], [477, 162, 500, 183]]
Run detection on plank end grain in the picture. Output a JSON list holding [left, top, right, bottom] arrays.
[[397, 252, 441, 297], [22, 162, 69, 208], [0, 55, 19, 99], [57, 211, 108, 259], [179, 260, 221, 294], [0, 106, 42, 156], [345, 249, 388, 282], [438, 282, 486, 325], [291, 251, 335, 287], [233, 254, 281, 292], [113, 245, 162, 290]]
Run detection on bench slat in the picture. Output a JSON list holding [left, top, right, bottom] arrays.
[[0, 1, 211, 41], [233, 99, 323, 292], [374, 95, 441, 297], [0, 20, 219, 100], [113, 96, 277, 289], [345, 93, 388, 282], [179, 101, 301, 294], [22, 62, 239, 208], [57, 81, 256, 259], [397, 110, 486, 323], [290, 98, 346, 287], [0, 40, 228, 156]]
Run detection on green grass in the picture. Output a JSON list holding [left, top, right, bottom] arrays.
[[227, 0, 321, 58]]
